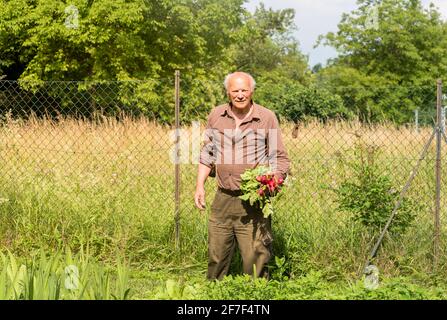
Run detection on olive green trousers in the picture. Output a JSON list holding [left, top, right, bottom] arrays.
[[207, 188, 273, 280]]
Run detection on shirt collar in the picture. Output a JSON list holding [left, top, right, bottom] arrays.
[[220, 101, 261, 122]]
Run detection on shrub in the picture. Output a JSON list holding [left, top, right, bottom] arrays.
[[334, 143, 418, 235], [255, 78, 352, 123]]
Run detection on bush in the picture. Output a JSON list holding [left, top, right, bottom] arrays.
[[255, 78, 352, 123], [334, 143, 418, 235]]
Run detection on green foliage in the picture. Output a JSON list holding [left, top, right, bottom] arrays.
[[239, 166, 269, 204], [0, 249, 132, 300], [187, 271, 447, 300], [239, 166, 286, 218], [0, 0, 314, 124], [0, 118, 443, 283], [2, 0, 446, 124], [199, 274, 288, 300], [270, 256, 289, 282], [4, 251, 447, 300], [317, 0, 447, 123], [232, 4, 309, 82], [343, 276, 447, 300], [317, 66, 435, 124], [320, 0, 447, 84], [0, 0, 239, 81], [154, 278, 202, 299], [334, 143, 418, 235], [255, 77, 352, 123]]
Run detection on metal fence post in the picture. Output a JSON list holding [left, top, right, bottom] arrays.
[[175, 70, 181, 250], [434, 79, 442, 268]]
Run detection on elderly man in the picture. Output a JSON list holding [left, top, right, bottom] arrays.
[[194, 71, 290, 280]]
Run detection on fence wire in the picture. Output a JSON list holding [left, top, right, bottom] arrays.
[[0, 78, 446, 276]]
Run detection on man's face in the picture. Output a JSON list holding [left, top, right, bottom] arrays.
[[227, 76, 253, 112]]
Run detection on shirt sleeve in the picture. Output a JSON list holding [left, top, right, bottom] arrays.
[[267, 112, 291, 179], [199, 113, 217, 169]]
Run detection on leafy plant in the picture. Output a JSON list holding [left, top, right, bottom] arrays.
[[239, 166, 286, 217], [154, 278, 201, 300], [270, 256, 289, 281], [255, 79, 352, 124], [334, 143, 418, 235], [0, 249, 132, 300]]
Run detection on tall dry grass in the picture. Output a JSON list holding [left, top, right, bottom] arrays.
[[0, 115, 446, 278]]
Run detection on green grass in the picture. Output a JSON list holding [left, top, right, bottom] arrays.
[[130, 269, 447, 300], [0, 249, 131, 300], [1, 116, 447, 299], [3, 249, 446, 300]]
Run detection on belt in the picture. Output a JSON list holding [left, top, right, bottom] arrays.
[[218, 187, 242, 196]]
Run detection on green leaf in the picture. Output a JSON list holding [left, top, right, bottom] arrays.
[[239, 193, 250, 201]]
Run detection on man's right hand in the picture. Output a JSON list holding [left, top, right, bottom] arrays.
[[195, 163, 212, 211], [194, 187, 206, 210]]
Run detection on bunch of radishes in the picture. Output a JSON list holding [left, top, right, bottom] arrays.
[[256, 174, 284, 197], [239, 166, 287, 217]]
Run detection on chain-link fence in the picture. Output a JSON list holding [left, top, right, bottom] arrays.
[[0, 77, 446, 277]]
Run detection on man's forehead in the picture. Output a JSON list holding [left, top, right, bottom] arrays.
[[227, 76, 251, 88]]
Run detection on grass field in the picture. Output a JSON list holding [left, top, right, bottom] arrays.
[[1, 115, 447, 299]]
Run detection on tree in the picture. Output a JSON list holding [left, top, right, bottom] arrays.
[[231, 3, 310, 83], [316, 0, 447, 123], [0, 0, 311, 123], [255, 76, 352, 132]]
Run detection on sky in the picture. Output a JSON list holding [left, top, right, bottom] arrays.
[[244, 0, 447, 68]]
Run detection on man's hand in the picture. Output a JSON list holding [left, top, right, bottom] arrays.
[[195, 163, 212, 211], [194, 186, 206, 210]]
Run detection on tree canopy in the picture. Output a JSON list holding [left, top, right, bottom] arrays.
[[1, 0, 446, 124], [0, 0, 314, 123], [317, 0, 447, 123]]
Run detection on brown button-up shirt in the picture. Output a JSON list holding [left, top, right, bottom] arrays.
[[200, 102, 290, 191]]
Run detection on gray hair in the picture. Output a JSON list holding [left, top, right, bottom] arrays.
[[223, 72, 256, 91]]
